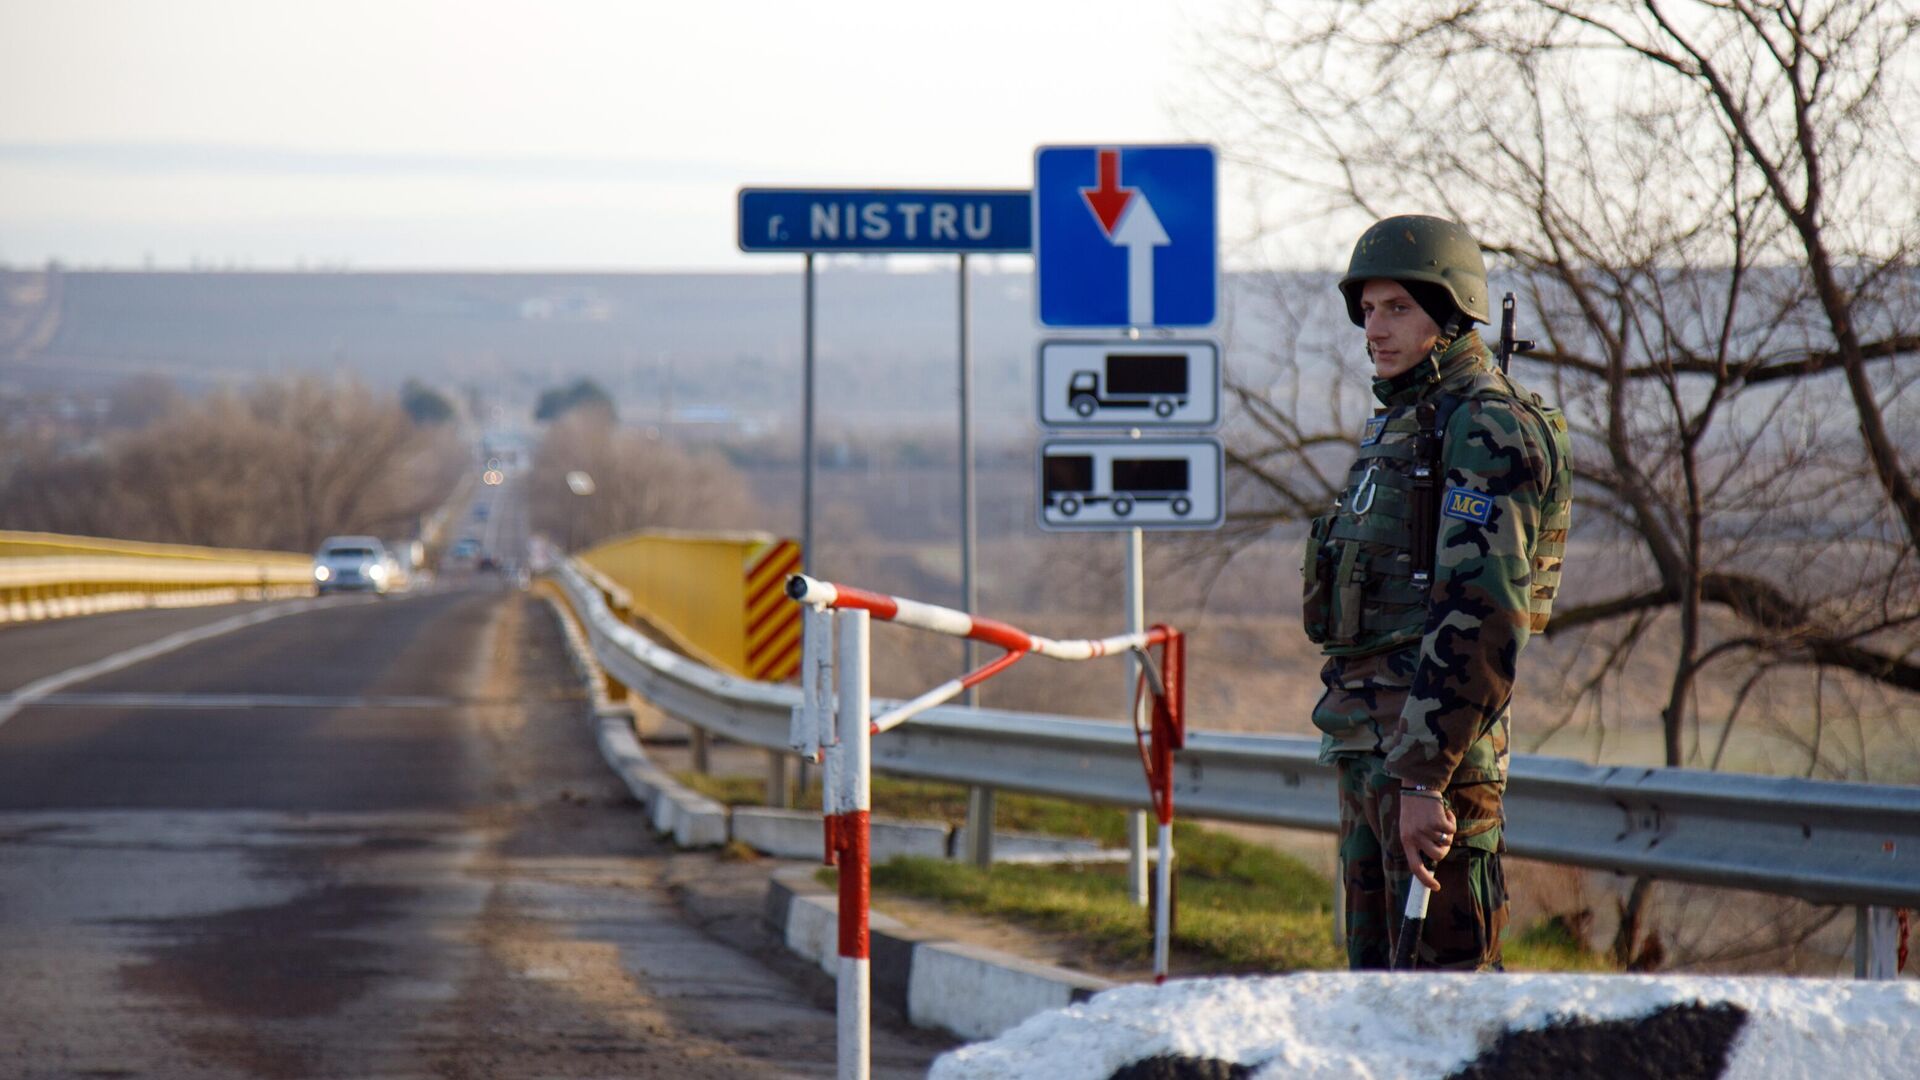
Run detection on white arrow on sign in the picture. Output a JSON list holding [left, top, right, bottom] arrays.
[[1113, 196, 1169, 327]]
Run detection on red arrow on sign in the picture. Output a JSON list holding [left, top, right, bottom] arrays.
[[1081, 149, 1133, 236]]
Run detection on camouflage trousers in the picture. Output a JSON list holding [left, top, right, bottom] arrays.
[[1337, 754, 1507, 971]]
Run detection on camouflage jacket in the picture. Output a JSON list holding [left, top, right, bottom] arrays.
[[1307, 333, 1572, 794]]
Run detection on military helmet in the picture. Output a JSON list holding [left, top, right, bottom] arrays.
[[1338, 215, 1489, 327]]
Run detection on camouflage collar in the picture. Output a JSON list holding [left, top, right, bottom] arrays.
[[1372, 332, 1492, 407]]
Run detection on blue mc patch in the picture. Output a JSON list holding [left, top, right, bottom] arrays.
[[1443, 486, 1494, 525]]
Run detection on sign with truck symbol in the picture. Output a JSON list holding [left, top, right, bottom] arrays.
[[1037, 340, 1219, 429], [1037, 438, 1223, 531]]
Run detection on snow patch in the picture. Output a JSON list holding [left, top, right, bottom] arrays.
[[929, 973, 1919, 1080]]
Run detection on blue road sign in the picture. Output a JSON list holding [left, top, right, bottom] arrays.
[[1034, 145, 1216, 328], [738, 189, 1031, 253]]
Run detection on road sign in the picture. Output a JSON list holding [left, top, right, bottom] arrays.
[[1033, 145, 1216, 328], [738, 188, 1031, 253], [1037, 339, 1220, 430], [1037, 437, 1224, 531]]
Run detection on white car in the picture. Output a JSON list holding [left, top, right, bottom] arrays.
[[313, 536, 394, 595]]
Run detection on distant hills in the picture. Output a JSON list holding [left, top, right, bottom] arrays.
[[0, 266, 1348, 443]]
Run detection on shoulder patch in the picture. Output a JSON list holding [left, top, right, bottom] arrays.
[[1443, 485, 1494, 524], [1361, 416, 1387, 446]]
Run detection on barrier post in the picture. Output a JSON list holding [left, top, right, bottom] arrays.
[[833, 608, 872, 1080], [786, 574, 1183, 1016], [1141, 629, 1184, 982]]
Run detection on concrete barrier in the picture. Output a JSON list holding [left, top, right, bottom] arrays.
[[910, 941, 1110, 1042], [766, 866, 1112, 1042]]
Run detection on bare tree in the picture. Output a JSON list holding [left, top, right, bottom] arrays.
[[1196, 0, 1920, 966], [0, 376, 464, 552], [528, 412, 759, 550]]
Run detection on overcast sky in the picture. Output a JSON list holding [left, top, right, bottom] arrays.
[[0, 0, 1254, 271]]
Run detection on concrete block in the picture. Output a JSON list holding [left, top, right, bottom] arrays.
[[734, 807, 826, 859], [785, 889, 840, 977], [650, 788, 679, 836], [870, 817, 952, 862], [950, 827, 1111, 863], [594, 716, 661, 809], [772, 866, 926, 993], [671, 793, 729, 848], [732, 808, 950, 863], [908, 940, 1114, 1042]]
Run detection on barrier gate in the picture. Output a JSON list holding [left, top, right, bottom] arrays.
[[786, 573, 1183, 1080]]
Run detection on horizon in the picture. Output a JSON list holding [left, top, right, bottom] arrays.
[[0, 1, 1321, 272]]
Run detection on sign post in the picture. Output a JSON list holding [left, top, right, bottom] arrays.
[[739, 187, 1030, 581], [739, 185, 1030, 838], [1032, 143, 1220, 910]]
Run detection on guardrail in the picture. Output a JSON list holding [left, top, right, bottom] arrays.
[[578, 529, 804, 682], [0, 530, 313, 623], [552, 559, 1918, 961]]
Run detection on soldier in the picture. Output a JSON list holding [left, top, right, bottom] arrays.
[[1302, 215, 1573, 970]]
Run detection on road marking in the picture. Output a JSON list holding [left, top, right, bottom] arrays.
[[7, 693, 463, 710], [0, 598, 355, 732]]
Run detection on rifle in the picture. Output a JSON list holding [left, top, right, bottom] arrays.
[[1496, 292, 1537, 374]]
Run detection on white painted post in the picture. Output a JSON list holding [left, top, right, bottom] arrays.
[[835, 608, 872, 1080], [1153, 820, 1173, 981], [1125, 527, 1149, 907]]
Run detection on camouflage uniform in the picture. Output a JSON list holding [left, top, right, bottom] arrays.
[[1305, 326, 1573, 971]]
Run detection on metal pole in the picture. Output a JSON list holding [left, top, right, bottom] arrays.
[[1856, 906, 1869, 979], [960, 252, 996, 869], [959, 252, 978, 696], [835, 608, 872, 1080], [1126, 526, 1149, 906], [803, 252, 816, 575], [1856, 905, 1899, 979]]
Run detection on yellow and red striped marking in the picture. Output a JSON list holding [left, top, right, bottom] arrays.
[[744, 540, 803, 681]]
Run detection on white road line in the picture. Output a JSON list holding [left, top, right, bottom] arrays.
[[7, 693, 460, 710], [0, 597, 355, 732]]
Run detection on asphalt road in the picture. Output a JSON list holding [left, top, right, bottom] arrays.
[[0, 584, 947, 1078]]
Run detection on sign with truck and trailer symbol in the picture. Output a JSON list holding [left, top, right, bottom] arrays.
[[1037, 439, 1224, 531], [1037, 340, 1219, 429]]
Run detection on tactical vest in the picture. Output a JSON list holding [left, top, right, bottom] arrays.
[[1302, 368, 1571, 657]]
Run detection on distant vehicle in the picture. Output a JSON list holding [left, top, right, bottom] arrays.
[[1068, 353, 1189, 419], [313, 536, 394, 595], [471, 503, 490, 521], [448, 537, 482, 564]]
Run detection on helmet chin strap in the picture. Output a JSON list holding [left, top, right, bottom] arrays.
[[1420, 312, 1466, 384]]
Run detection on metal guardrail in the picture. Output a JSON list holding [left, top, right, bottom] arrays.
[[555, 560, 1920, 910], [0, 530, 313, 623]]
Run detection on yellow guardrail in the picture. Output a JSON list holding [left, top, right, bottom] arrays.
[[578, 529, 802, 682], [0, 530, 314, 624]]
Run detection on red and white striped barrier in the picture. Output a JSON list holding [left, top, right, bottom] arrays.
[[786, 574, 1178, 733], [787, 574, 1185, 1079]]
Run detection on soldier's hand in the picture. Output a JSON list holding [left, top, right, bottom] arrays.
[[1399, 791, 1456, 892]]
